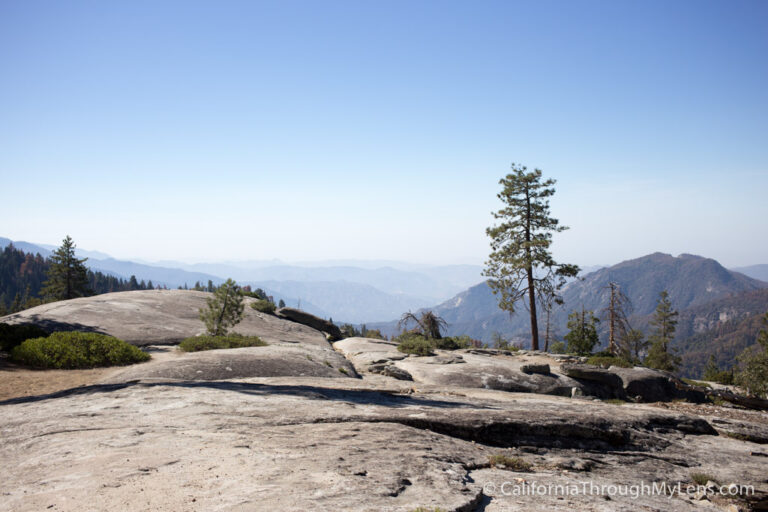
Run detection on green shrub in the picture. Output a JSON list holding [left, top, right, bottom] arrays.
[[11, 332, 150, 369], [586, 355, 633, 368], [691, 472, 718, 486], [0, 323, 49, 352], [435, 335, 472, 350], [488, 454, 533, 472], [179, 334, 267, 352], [708, 370, 735, 385], [549, 341, 566, 354], [396, 333, 476, 355], [397, 334, 435, 356], [682, 378, 712, 388], [251, 299, 276, 314]]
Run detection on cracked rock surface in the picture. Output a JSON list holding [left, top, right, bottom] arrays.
[[1, 376, 766, 511], [1, 297, 766, 511]]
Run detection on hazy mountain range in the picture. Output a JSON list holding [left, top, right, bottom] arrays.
[[3, 237, 768, 377], [0, 237, 484, 323]]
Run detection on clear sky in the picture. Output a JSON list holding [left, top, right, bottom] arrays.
[[1, 0, 766, 267]]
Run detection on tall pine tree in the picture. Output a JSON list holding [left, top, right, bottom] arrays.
[[483, 164, 579, 350], [40, 236, 91, 301]]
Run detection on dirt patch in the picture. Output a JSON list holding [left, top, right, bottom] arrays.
[[0, 346, 180, 402]]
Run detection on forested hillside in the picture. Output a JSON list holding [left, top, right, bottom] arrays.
[[0, 244, 156, 314], [677, 310, 767, 379]]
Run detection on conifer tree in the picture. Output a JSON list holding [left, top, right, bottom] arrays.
[[199, 278, 244, 336], [147, 280, 154, 290], [702, 355, 720, 381], [483, 164, 579, 350], [564, 307, 600, 355], [617, 328, 647, 363], [644, 290, 682, 373], [10, 292, 22, 313], [40, 235, 91, 301], [278, 299, 286, 308], [735, 313, 768, 397]]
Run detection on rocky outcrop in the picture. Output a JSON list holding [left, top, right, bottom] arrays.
[[0, 290, 329, 347], [333, 341, 714, 403], [1, 376, 764, 512], [106, 345, 359, 382], [2, 307, 766, 511], [276, 307, 343, 341]]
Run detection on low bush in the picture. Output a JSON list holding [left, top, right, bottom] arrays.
[[496, 341, 521, 352], [251, 299, 276, 314], [586, 355, 633, 368], [11, 331, 150, 369], [397, 333, 476, 355], [179, 334, 267, 352], [0, 323, 49, 352], [488, 454, 533, 472], [435, 335, 472, 350], [397, 334, 435, 356], [549, 341, 566, 354], [691, 472, 719, 486], [707, 369, 735, 385]]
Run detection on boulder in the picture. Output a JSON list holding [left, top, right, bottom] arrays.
[[520, 363, 550, 375], [276, 307, 343, 341], [0, 290, 329, 347], [558, 363, 626, 398], [611, 366, 687, 402], [368, 363, 413, 381], [333, 337, 407, 369]]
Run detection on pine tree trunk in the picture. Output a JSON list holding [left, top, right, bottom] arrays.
[[524, 187, 539, 351], [609, 283, 616, 355], [527, 267, 539, 350]]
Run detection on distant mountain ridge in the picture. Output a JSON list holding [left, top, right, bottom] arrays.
[[732, 264, 768, 283], [371, 253, 768, 343]]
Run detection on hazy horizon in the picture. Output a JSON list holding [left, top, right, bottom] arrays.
[[4, 235, 766, 273], [2, 1, 766, 267]]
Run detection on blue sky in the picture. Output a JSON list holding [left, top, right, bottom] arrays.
[[1, 0, 766, 267]]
